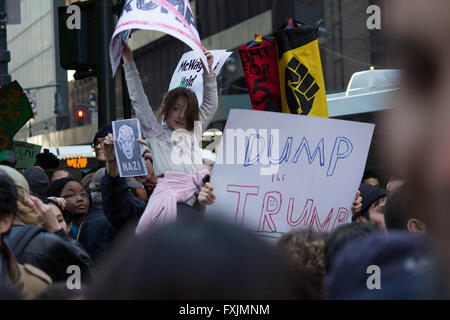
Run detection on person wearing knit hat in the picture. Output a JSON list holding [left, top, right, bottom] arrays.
[[92, 125, 112, 162], [352, 183, 388, 231], [325, 231, 436, 299], [0, 165, 30, 195], [23, 167, 50, 198]]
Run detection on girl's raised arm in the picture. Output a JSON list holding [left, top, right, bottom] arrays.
[[122, 43, 163, 138], [199, 49, 219, 132]]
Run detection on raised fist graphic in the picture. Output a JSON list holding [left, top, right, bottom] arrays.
[[285, 57, 320, 115]]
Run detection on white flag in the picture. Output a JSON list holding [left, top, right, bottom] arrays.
[[110, 0, 207, 76]]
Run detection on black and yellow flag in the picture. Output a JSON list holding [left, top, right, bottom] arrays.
[[274, 23, 328, 117]]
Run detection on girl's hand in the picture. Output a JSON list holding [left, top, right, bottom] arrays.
[[202, 48, 215, 75], [137, 139, 152, 163], [122, 41, 134, 64], [198, 182, 216, 205]]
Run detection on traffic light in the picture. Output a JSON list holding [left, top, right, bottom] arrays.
[[76, 108, 87, 126], [58, 1, 97, 79], [58, 1, 127, 80]]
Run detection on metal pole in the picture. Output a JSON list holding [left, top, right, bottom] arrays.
[[96, 0, 116, 129], [0, 0, 11, 86]]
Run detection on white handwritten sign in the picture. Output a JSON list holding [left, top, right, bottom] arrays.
[[169, 50, 232, 105], [207, 109, 375, 240], [110, 0, 206, 76]]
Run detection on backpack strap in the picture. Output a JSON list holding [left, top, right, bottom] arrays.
[[8, 225, 45, 258]]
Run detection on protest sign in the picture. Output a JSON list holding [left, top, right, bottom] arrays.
[[169, 50, 232, 106], [207, 109, 374, 240], [110, 0, 205, 76], [0, 81, 33, 151], [112, 118, 148, 178], [12, 141, 42, 169]]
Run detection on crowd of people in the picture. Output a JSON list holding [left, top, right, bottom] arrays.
[[0, 146, 439, 300], [1, 0, 450, 301]]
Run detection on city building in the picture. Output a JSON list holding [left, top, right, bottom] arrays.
[[15, 0, 391, 154], [10, 0, 69, 141]]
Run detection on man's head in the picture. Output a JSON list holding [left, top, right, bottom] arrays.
[[23, 166, 50, 198], [386, 177, 405, 193], [35, 150, 59, 171], [362, 170, 381, 187], [325, 222, 382, 273], [383, 0, 450, 268], [325, 231, 433, 299], [0, 165, 30, 200], [352, 184, 388, 231], [89, 168, 106, 203], [127, 178, 148, 202], [276, 228, 329, 297], [51, 166, 83, 183], [0, 172, 18, 241], [92, 125, 112, 162], [384, 186, 426, 234], [87, 218, 318, 299], [0, 150, 17, 168]]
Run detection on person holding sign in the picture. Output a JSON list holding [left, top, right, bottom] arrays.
[[121, 43, 218, 233]]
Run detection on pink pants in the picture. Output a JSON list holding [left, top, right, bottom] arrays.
[[135, 169, 209, 234]]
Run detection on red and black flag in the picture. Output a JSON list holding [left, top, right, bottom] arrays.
[[239, 35, 281, 112]]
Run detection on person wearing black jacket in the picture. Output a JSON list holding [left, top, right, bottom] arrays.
[[101, 172, 147, 233], [100, 133, 154, 233], [77, 200, 115, 263], [4, 223, 94, 284], [0, 166, 94, 285]]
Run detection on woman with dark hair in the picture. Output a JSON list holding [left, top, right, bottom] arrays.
[[47, 178, 115, 263]]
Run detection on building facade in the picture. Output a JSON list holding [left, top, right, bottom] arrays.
[[10, 0, 69, 141], [22, 0, 390, 147], [128, 0, 390, 126]]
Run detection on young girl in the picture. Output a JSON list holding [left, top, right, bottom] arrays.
[[121, 44, 217, 233]]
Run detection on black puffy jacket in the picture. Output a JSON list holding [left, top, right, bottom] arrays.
[[3, 224, 94, 283]]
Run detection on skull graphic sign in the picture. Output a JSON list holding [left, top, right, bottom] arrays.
[[112, 118, 148, 178]]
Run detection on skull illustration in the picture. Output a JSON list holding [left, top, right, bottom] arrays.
[[117, 125, 135, 160]]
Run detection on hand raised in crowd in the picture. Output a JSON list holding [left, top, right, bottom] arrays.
[[137, 139, 152, 163], [202, 48, 215, 75], [26, 195, 62, 233], [102, 133, 116, 162], [121, 41, 134, 64], [103, 133, 119, 177], [351, 190, 362, 215], [198, 182, 216, 206], [47, 197, 67, 211], [135, 139, 158, 189]]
